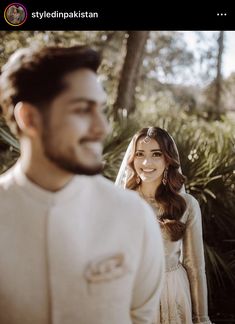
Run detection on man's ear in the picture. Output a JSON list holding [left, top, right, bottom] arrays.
[[14, 102, 42, 137]]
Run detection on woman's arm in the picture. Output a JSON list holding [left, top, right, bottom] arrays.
[[182, 195, 212, 324]]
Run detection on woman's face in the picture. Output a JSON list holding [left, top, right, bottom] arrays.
[[133, 136, 167, 184]]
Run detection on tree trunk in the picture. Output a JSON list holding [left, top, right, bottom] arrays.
[[214, 31, 224, 116], [113, 31, 149, 121]]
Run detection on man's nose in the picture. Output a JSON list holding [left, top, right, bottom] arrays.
[[92, 110, 110, 140]]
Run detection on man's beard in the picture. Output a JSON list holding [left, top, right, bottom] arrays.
[[42, 130, 103, 176]]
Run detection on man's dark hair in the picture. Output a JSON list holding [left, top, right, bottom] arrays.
[[0, 45, 101, 135]]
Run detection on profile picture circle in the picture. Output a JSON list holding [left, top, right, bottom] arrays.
[[4, 3, 27, 26]]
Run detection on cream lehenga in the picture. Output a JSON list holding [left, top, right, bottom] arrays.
[[115, 137, 211, 324]]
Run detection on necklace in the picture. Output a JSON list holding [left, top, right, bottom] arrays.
[[137, 186, 164, 216], [138, 186, 156, 202]]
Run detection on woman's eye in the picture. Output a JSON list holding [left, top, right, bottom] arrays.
[[135, 152, 143, 157], [153, 152, 162, 157]]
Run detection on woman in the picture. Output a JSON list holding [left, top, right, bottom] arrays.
[[115, 127, 211, 324]]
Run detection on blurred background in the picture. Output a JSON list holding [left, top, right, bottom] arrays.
[[0, 31, 235, 323]]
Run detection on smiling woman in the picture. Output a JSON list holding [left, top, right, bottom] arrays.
[[133, 137, 167, 189], [116, 126, 212, 324], [124, 127, 187, 239]]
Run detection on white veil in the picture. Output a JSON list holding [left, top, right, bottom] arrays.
[[115, 129, 186, 193], [115, 139, 134, 188]]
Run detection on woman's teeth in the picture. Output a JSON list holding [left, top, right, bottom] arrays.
[[141, 168, 156, 173]]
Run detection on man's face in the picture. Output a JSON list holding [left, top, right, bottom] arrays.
[[41, 68, 109, 175]]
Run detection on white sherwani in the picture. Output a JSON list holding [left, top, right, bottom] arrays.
[[0, 162, 164, 324]]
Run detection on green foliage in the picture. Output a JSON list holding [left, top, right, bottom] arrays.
[[0, 117, 20, 174]]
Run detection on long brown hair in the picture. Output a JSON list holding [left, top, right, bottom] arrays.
[[126, 127, 187, 241]]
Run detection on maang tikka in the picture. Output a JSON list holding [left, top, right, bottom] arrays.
[[143, 136, 151, 144]]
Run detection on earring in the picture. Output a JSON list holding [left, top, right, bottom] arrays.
[[162, 167, 168, 185], [136, 175, 141, 184]]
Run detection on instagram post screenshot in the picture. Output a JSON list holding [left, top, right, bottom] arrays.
[[0, 1, 235, 324]]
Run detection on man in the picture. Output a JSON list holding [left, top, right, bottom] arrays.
[[0, 45, 164, 324]]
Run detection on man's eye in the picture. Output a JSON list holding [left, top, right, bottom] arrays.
[[74, 106, 91, 114]]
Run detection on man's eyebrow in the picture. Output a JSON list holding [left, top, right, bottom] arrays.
[[68, 98, 106, 105]]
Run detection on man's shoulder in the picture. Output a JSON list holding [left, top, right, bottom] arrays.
[[0, 167, 15, 190], [92, 175, 143, 201], [0, 167, 16, 206], [90, 175, 154, 220]]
